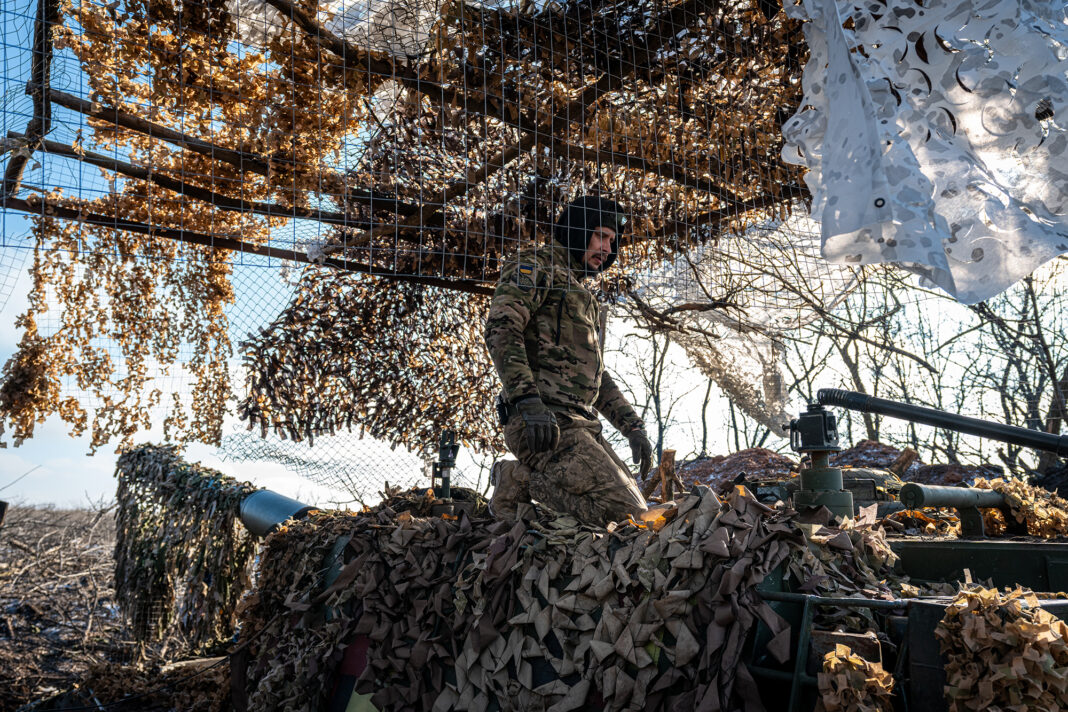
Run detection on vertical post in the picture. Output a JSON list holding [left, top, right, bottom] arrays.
[[3, 0, 61, 197], [659, 449, 676, 501], [438, 430, 458, 500], [430, 431, 460, 516], [787, 596, 815, 712]]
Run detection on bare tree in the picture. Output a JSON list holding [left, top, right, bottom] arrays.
[[605, 323, 700, 461]]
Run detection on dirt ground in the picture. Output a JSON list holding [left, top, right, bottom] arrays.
[[0, 504, 134, 712]]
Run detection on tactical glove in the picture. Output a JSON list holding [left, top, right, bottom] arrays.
[[515, 397, 560, 453], [627, 428, 653, 478]]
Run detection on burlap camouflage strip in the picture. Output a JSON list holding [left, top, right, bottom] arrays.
[[815, 644, 895, 712], [935, 586, 1068, 712], [234, 486, 803, 711], [485, 243, 643, 433], [974, 477, 1068, 538]]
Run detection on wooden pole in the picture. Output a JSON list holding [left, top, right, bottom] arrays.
[[660, 449, 677, 502], [48, 89, 415, 212], [0, 195, 494, 295], [641, 448, 677, 501], [14, 133, 365, 229], [3, 0, 61, 196], [49, 89, 271, 176]]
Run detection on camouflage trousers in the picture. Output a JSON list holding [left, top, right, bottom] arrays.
[[491, 412, 647, 527]]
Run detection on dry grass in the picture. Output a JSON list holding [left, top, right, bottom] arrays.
[[0, 503, 135, 711]]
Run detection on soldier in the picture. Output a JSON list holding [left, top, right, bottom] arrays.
[[485, 196, 653, 526]]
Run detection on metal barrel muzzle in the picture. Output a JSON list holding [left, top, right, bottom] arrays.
[[899, 483, 1006, 511], [817, 388, 1068, 458], [239, 490, 315, 537]]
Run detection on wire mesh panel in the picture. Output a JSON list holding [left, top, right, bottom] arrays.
[[0, 0, 829, 484], [2, 0, 1065, 501]]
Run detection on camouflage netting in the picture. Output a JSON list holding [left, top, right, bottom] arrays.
[[30, 443, 1068, 711], [238, 271, 501, 453], [785, 504, 915, 603], [1, 0, 812, 454], [236, 485, 799, 711], [0, 0, 913, 513], [974, 477, 1068, 539], [115, 444, 259, 652], [880, 508, 961, 538], [815, 644, 894, 712], [935, 587, 1068, 712]]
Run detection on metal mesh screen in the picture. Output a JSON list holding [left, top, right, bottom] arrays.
[[1, 0, 1065, 500]]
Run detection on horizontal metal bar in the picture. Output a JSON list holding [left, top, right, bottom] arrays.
[[747, 664, 817, 686], [818, 388, 1068, 457], [759, 590, 909, 610]]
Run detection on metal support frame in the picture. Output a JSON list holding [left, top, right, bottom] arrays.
[[752, 591, 908, 712], [3, 0, 61, 197]]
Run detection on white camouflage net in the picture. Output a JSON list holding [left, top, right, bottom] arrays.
[[782, 0, 1068, 304]]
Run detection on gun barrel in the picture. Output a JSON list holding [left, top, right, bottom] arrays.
[[899, 483, 1005, 510], [817, 389, 1068, 458], [239, 490, 315, 537]]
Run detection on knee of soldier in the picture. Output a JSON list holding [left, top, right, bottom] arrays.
[[492, 459, 530, 487], [590, 481, 645, 520]]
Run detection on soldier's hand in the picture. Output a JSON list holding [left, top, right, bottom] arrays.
[[515, 397, 560, 453], [627, 428, 653, 478]]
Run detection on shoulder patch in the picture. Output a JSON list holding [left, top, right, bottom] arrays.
[[514, 263, 536, 291]]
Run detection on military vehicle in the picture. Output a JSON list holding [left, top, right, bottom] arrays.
[[229, 390, 1068, 712], [747, 388, 1068, 712]]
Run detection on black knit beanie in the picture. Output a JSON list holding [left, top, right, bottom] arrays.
[[552, 196, 627, 273]]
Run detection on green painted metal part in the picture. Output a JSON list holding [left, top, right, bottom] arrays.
[[889, 539, 1068, 591], [794, 463, 854, 519], [747, 538, 1068, 712], [799, 466, 843, 491], [748, 590, 907, 712]]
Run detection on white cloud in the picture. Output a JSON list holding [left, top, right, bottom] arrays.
[[0, 419, 117, 508]]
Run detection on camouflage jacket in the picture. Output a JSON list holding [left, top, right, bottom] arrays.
[[485, 243, 644, 434]]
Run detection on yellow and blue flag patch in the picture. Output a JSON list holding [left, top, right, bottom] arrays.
[[515, 263, 536, 291]]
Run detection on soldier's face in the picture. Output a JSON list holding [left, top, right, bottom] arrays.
[[583, 227, 616, 270]]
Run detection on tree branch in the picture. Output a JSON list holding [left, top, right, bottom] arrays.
[[623, 290, 734, 339]]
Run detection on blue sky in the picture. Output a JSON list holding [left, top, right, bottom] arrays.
[[0, 0, 348, 507], [0, 261, 353, 506]]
